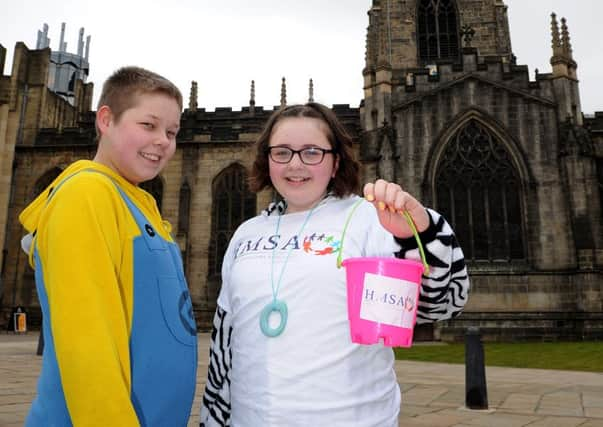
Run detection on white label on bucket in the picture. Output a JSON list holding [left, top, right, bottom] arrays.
[[359, 272, 419, 328]]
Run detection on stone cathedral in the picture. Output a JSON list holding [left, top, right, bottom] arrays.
[[0, 0, 601, 340]]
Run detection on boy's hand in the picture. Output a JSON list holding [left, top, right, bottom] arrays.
[[363, 179, 429, 238]]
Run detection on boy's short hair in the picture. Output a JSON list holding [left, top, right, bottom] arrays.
[[96, 66, 183, 137], [249, 102, 360, 197]]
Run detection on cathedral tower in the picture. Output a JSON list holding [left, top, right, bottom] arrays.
[[361, 0, 602, 340]]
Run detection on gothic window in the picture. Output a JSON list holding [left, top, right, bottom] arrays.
[[32, 167, 63, 199], [18, 168, 65, 304], [178, 181, 191, 235], [597, 158, 603, 222], [140, 177, 164, 212], [417, 0, 460, 64], [208, 164, 257, 278], [435, 120, 525, 262]]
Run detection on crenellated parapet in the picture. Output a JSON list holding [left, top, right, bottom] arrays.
[[178, 103, 360, 145], [29, 102, 361, 148], [32, 110, 96, 146], [583, 112, 603, 156], [391, 47, 561, 108]]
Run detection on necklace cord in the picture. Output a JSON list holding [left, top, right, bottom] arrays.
[[271, 205, 317, 301], [262, 199, 324, 337]]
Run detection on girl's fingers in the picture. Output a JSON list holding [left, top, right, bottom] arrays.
[[366, 180, 386, 210], [384, 183, 402, 212], [365, 180, 401, 209], [363, 180, 429, 236], [394, 190, 409, 212], [373, 179, 391, 211], [363, 182, 375, 201]]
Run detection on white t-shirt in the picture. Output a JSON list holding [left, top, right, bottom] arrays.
[[218, 195, 402, 427]]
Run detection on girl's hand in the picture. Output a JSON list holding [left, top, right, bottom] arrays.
[[363, 179, 429, 238]]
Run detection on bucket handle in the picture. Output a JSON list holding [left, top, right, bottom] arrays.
[[336, 198, 430, 275]]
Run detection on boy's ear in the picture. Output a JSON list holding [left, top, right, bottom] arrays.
[[96, 105, 113, 135]]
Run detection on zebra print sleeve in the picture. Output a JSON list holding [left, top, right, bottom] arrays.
[[394, 208, 470, 323], [200, 306, 232, 427]]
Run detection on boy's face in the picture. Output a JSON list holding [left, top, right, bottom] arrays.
[[95, 92, 181, 185]]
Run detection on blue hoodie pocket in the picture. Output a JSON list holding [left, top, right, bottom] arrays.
[[157, 275, 197, 346]]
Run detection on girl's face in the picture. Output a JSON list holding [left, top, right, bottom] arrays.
[[268, 117, 339, 213]]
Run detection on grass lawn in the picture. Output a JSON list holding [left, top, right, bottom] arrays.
[[393, 341, 603, 372]]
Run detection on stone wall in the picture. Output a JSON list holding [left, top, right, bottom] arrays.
[[1, 1, 601, 339], [366, 0, 512, 71], [0, 99, 361, 331], [361, 1, 602, 341]]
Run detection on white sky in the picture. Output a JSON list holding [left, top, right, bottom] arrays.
[[1, 0, 601, 114]]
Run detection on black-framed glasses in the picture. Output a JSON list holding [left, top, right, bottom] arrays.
[[268, 146, 335, 165]]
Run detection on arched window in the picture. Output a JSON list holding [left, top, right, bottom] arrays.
[[20, 168, 64, 306], [32, 167, 63, 199], [417, 0, 460, 64], [435, 120, 525, 262], [208, 164, 256, 279], [178, 181, 191, 235], [140, 177, 164, 212], [597, 158, 603, 223]]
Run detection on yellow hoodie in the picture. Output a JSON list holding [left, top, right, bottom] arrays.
[[20, 159, 176, 425]]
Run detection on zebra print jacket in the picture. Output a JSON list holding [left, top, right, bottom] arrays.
[[199, 207, 469, 426]]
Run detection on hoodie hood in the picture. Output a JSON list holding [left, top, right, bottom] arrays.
[[19, 159, 169, 265], [20, 160, 112, 233]]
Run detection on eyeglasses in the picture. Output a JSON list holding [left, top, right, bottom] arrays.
[[268, 146, 335, 165]]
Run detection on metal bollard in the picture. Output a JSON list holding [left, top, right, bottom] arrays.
[[465, 326, 488, 409]]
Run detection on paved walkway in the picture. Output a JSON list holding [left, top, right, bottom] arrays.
[[1, 333, 602, 427]]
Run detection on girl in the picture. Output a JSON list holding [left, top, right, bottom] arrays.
[[200, 102, 469, 427]]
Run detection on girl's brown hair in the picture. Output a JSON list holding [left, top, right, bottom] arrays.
[[249, 102, 360, 197]]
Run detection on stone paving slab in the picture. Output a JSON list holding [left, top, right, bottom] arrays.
[[1, 333, 602, 427]]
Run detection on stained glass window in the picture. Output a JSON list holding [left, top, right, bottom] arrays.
[[435, 120, 525, 261], [208, 164, 257, 278], [417, 0, 460, 64]]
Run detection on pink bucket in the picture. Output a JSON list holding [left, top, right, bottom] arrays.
[[341, 257, 424, 347]]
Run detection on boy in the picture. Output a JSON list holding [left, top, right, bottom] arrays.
[[19, 66, 197, 426]]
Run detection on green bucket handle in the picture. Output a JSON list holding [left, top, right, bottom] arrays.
[[336, 198, 430, 275]]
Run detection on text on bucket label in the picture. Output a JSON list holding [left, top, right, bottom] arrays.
[[359, 272, 419, 328]]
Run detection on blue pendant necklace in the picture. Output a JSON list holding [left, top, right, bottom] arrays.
[[260, 203, 318, 337]]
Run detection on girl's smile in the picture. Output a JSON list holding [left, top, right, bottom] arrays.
[[268, 117, 338, 213]]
